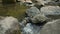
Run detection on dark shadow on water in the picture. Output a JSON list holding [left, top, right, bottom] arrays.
[[0, 2, 27, 21], [2, 0, 16, 4]]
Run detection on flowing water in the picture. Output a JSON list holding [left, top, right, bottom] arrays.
[[21, 23, 41, 34], [0, 3, 42, 34], [0, 2, 60, 34]]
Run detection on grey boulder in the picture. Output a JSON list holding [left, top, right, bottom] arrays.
[[26, 6, 40, 17], [40, 19, 60, 34], [31, 0, 59, 5], [41, 6, 60, 19], [31, 14, 48, 23], [0, 16, 20, 34], [41, 6, 60, 15]]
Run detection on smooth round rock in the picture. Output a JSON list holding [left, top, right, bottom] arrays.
[[41, 6, 60, 15], [0, 16, 20, 34], [31, 14, 48, 23], [26, 6, 40, 17], [40, 19, 60, 34]]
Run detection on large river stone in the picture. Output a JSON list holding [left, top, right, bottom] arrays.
[[31, 0, 59, 5], [31, 14, 48, 23], [41, 6, 60, 15], [0, 16, 20, 34], [40, 19, 60, 34], [26, 6, 40, 17], [41, 6, 60, 19]]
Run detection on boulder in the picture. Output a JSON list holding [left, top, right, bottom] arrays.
[[22, 13, 49, 24], [31, 0, 54, 5], [0, 16, 20, 34], [31, 0, 60, 6], [45, 1, 60, 6], [41, 6, 60, 19], [31, 14, 48, 23], [41, 6, 60, 15], [26, 6, 40, 17], [31, 0, 46, 5], [23, 2, 34, 7], [40, 19, 60, 34]]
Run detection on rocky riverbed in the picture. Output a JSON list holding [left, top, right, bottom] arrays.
[[20, 0, 60, 34], [0, 0, 60, 34]]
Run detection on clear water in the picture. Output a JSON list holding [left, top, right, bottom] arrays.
[[0, 3, 27, 20]]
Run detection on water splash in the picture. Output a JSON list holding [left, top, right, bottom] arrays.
[[21, 23, 41, 34]]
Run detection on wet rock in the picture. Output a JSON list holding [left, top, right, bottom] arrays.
[[40, 19, 60, 34], [26, 6, 40, 17], [45, 1, 60, 6], [20, 17, 29, 27], [31, 0, 46, 5], [31, 0, 60, 6], [31, 0, 54, 5], [41, 6, 60, 15], [18, 0, 25, 3], [0, 16, 20, 34], [31, 14, 48, 23], [21, 13, 49, 24], [31, 0, 60, 9], [41, 6, 60, 19], [23, 2, 34, 7]]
